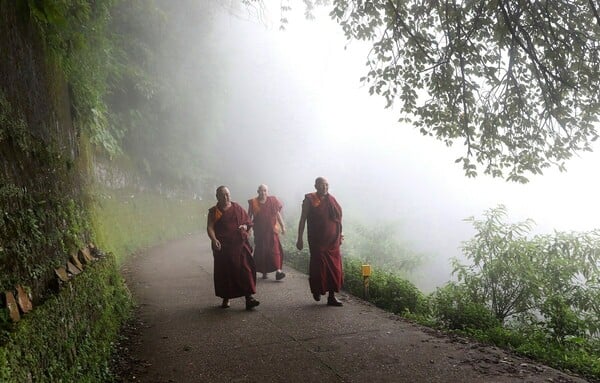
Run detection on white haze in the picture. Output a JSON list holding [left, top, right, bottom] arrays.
[[196, 2, 600, 290]]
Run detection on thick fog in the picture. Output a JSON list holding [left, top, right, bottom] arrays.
[[182, 2, 600, 290]]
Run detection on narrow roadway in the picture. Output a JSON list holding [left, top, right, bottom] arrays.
[[117, 234, 590, 383]]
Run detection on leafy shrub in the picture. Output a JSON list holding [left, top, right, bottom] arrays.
[[464, 325, 527, 350], [341, 257, 366, 297], [541, 295, 586, 342], [431, 282, 500, 331], [343, 257, 428, 316], [516, 333, 600, 380], [457, 205, 600, 337]]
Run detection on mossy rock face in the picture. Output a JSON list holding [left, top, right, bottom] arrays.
[[0, 0, 88, 300]]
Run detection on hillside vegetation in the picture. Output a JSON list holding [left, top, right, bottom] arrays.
[[1, 1, 599, 382], [0, 1, 215, 381], [283, 206, 600, 381]]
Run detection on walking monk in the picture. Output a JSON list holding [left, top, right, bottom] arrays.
[[248, 184, 286, 281], [296, 177, 344, 306], [207, 185, 260, 310]]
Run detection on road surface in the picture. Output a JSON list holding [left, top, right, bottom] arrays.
[[113, 234, 592, 383]]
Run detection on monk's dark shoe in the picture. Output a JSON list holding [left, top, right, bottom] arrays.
[[327, 297, 343, 307], [245, 297, 260, 310], [312, 293, 321, 302], [275, 271, 286, 281], [221, 299, 230, 308]]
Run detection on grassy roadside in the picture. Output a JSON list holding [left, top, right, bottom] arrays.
[[0, 187, 209, 382], [0, 254, 130, 382], [89, 188, 208, 265]]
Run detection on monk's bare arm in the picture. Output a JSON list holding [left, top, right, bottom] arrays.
[[207, 212, 221, 251], [247, 202, 253, 221], [276, 211, 286, 234], [240, 207, 252, 231], [245, 203, 254, 235], [296, 199, 309, 250]]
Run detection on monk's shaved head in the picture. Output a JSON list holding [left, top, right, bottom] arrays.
[[257, 184, 268, 192], [314, 177, 329, 196], [216, 185, 228, 196]]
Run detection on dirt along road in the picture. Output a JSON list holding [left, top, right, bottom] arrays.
[[113, 234, 592, 383]]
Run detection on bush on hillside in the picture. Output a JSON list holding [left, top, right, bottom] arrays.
[[431, 282, 500, 331]]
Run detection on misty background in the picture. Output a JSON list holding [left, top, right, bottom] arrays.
[[167, 1, 600, 291]]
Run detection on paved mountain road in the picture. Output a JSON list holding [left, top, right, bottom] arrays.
[[114, 234, 591, 383]]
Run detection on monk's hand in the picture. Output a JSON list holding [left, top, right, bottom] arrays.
[[296, 238, 303, 250], [280, 226, 286, 235], [212, 239, 221, 251]]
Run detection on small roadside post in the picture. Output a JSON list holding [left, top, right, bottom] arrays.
[[361, 264, 372, 300]]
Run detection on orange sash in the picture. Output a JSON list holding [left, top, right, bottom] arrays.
[[213, 207, 222, 222], [307, 192, 321, 207], [250, 198, 261, 215]]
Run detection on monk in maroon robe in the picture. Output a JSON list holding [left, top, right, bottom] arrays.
[[207, 186, 259, 310], [248, 184, 286, 281], [296, 177, 344, 306]]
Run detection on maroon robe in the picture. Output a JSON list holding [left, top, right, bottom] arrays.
[[248, 196, 284, 274], [209, 202, 256, 299], [304, 192, 343, 295]]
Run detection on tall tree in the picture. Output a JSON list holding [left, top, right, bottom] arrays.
[[320, 0, 600, 182]]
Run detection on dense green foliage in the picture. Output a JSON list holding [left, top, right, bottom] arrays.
[[344, 257, 428, 315], [431, 282, 500, 331], [0, 179, 88, 293], [0, 85, 89, 298], [18, 0, 120, 154], [1, 0, 125, 297], [0, 254, 132, 382], [284, 0, 600, 182], [456, 205, 600, 339], [1, 7, 122, 381]]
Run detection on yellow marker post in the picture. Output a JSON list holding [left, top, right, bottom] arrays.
[[361, 264, 372, 300]]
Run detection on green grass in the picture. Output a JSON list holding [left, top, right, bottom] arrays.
[[0, 254, 131, 382], [89, 188, 208, 264]]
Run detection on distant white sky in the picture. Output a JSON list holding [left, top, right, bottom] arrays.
[[211, 1, 600, 288], [250, 2, 600, 227]]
